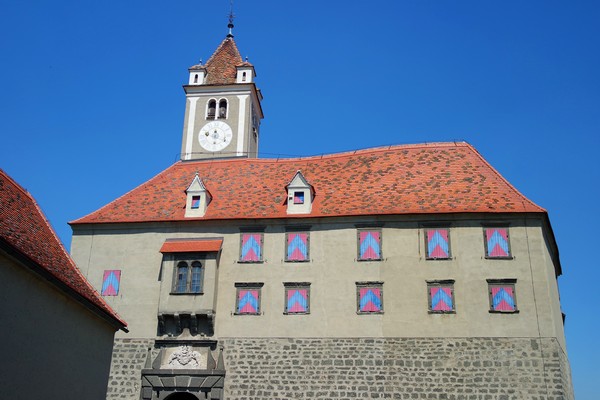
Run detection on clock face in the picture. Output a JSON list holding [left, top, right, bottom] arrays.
[[198, 121, 233, 152]]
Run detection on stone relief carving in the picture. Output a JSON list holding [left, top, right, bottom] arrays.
[[166, 345, 206, 369]]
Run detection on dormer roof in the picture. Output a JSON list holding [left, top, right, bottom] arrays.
[[186, 173, 209, 193], [286, 171, 314, 192], [71, 142, 545, 225]]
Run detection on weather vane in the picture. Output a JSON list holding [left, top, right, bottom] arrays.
[[227, 0, 235, 37]]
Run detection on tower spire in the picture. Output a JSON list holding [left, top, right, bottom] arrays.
[[227, 0, 235, 38]]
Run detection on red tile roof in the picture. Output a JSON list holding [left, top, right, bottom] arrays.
[[203, 37, 243, 85], [72, 142, 543, 225], [160, 239, 223, 253], [0, 169, 126, 329]]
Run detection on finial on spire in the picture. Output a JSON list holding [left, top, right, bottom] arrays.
[[227, 0, 235, 38]]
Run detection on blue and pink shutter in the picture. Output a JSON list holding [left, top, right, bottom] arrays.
[[359, 231, 381, 260], [237, 289, 260, 314], [101, 270, 121, 296], [485, 228, 510, 257], [286, 288, 308, 313], [430, 286, 453, 311], [240, 233, 262, 262], [287, 233, 308, 261], [293, 192, 304, 204], [426, 229, 450, 259], [359, 287, 382, 312], [491, 286, 516, 312]]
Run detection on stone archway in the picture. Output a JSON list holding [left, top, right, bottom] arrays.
[[165, 393, 200, 400]]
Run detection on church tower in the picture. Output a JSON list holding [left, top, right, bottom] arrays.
[[180, 19, 263, 161]]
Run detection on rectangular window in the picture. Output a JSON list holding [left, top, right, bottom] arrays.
[[357, 229, 382, 261], [172, 260, 204, 294], [284, 283, 310, 314], [427, 280, 455, 313], [488, 279, 518, 313], [293, 191, 305, 204], [101, 270, 121, 296], [484, 227, 512, 258], [191, 195, 201, 209], [356, 282, 383, 313], [239, 232, 264, 262], [285, 231, 310, 262], [425, 228, 451, 259], [235, 283, 263, 315]]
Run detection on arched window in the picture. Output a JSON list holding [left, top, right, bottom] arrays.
[[194, 74, 198, 83], [175, 262, 188, 293], [190, 261, 203, 293], [242, 71, 247, 82], [207, 99, 216, 119], [218, 99, 227, 119], [172, 259, 204, 294]]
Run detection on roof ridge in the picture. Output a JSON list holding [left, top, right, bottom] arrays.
[[463, 143, 546, 213], [69, 163, 182, 225]]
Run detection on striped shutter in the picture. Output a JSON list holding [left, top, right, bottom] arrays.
[[286, 233, 309, 261], [430, 286, 453, 311], [358, 230, 382, 260], [490, 285, 516, 312], [101, 270, 121, 296], [358, 287, 382, 312], [485, 228, 510, 257], [286, 288, 309, 313], [426, 228, 450, 259], [237, 289, 260, 314], [240, 233, 263, 262]]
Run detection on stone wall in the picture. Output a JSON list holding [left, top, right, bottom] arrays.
[[106, 337, 573, 400], [107, 339, 154, 400], [221, 337, 573, 400]]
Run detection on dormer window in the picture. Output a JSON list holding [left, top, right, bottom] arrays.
[[185, 174, 211, 218], [207, 99, 216, 119], [293, 192, 304, 204], [286, 171, 314, 215], [218, 99, 228, 119]]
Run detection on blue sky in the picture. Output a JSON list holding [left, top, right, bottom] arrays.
[[1, 1, 598, 397]]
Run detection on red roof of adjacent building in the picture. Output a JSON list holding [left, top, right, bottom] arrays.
[[203, 37, 243, 85], [160, 239, 223, 253], [0, 169, 126, 329], [71, 142, 544, 225]]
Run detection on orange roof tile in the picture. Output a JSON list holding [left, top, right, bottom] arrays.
[[203, 37, 243, 85], [160, 239, 223, 253], [0, 169, 126, 329], [71, 142, 544, 225]]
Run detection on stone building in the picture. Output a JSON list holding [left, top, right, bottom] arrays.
[[69, 24, 573, 400], [0, 169, 127, 400]]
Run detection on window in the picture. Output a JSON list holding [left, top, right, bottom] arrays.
[[207, 99, 216, 119], [239, 232, 264, 262], [191, 195, 201, 209], [425, 228, 451, 259], [487, 279, 518, 313], [285, 231, 309, 262], [357, 229, 382, 261], [194, 74, 198, 83], [235, 283, 263, 315], [427, 280, 455, 313], [101, 270, 121, 296], [484, 227, 512, 258], [218, 99, 227, 119], [293, 191, 304, 204], [284, 283, 310, 314], [172, 261, 204, 294], [356, 282, 383, 313], [242, 71, 247, 81]]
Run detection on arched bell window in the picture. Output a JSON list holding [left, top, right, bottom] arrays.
[[218, 99, 228, 119], [242, 71, 247, 82], [193, 74, 198, 83], [207, 99, 216, 119]]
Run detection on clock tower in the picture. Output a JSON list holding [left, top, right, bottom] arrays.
[[180, 21, 263, 161]]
